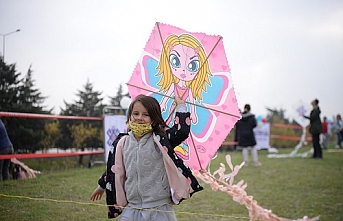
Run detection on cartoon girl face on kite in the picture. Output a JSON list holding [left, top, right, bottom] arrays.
[[156, 34, 212, 125]]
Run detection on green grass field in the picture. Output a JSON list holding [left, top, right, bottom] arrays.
[[0, 146, 342, 221]]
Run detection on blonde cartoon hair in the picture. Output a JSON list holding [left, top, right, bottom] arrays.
[[156, 34, 212, 101]]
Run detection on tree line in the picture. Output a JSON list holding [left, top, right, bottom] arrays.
[[0, 57, 127, 154]]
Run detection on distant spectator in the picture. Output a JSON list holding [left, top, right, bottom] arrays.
[[88, 159, 94, 169], [303, 99, 322, 159], [236, 104, 261, 167], [333, 114, 343, 149], [320, 116, 330, 149], [0, 119, 14, 181]]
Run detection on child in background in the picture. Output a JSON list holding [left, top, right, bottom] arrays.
[[333, 114, 343, 148], [320, 116, 330, 149], [90, 95, 203, 220]]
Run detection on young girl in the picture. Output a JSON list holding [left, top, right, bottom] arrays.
[[90, 94, 203, 220]]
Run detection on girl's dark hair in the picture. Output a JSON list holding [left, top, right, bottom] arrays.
[[126, 95, 168, 137]]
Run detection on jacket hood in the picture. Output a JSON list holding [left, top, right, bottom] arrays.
[[240, 112, 255, 121]]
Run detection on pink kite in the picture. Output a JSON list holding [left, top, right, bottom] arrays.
[[127, 22, 240, 170]]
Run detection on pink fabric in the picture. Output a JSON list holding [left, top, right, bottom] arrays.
[[152, 135, 191, 201]]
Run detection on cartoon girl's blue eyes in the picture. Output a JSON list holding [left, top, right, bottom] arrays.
[[169, 54, 181, 68], [169, 53, 199, 73], [188, 60, 199, 73]]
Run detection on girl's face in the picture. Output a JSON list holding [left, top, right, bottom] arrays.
[[169, 44, 200, 81], [130, 101, 152, 124]]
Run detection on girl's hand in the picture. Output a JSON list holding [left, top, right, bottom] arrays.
[[90, 187, 104, 201]]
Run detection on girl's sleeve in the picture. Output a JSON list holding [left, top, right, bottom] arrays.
[[97, 171, 106, 189], [166, 105, 191, 147]]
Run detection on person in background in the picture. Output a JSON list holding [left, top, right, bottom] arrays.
[[303, 99, 322, 159], [333, 114, 343, 148], [236, 104, 261, 167], [320, 116, 330, 149], [0, 119, 14, 181]]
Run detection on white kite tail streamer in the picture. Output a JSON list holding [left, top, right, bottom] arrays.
[[268, 126, 312, 159], [10, 158, 41, 179], [192, 155, 320, 221]]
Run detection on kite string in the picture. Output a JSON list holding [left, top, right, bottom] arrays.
[[0, 193, 250, 220]]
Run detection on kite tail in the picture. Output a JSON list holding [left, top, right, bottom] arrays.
[[192, 156, 320, 221]]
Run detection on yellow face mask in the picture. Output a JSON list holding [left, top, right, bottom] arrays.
[[128, 120, 153, 137]]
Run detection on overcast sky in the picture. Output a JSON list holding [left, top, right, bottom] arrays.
[[1, 0, 343, 120]]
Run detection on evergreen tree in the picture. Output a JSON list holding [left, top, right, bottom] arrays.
[[0, 59, 51, 153], [61, 79, 104, 117], [0, 57, 21, 111], [109, 84, 123, 107], [59, 79, 104, 152], [107, 83, 129, 115], [18, 65, 48, 112]]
